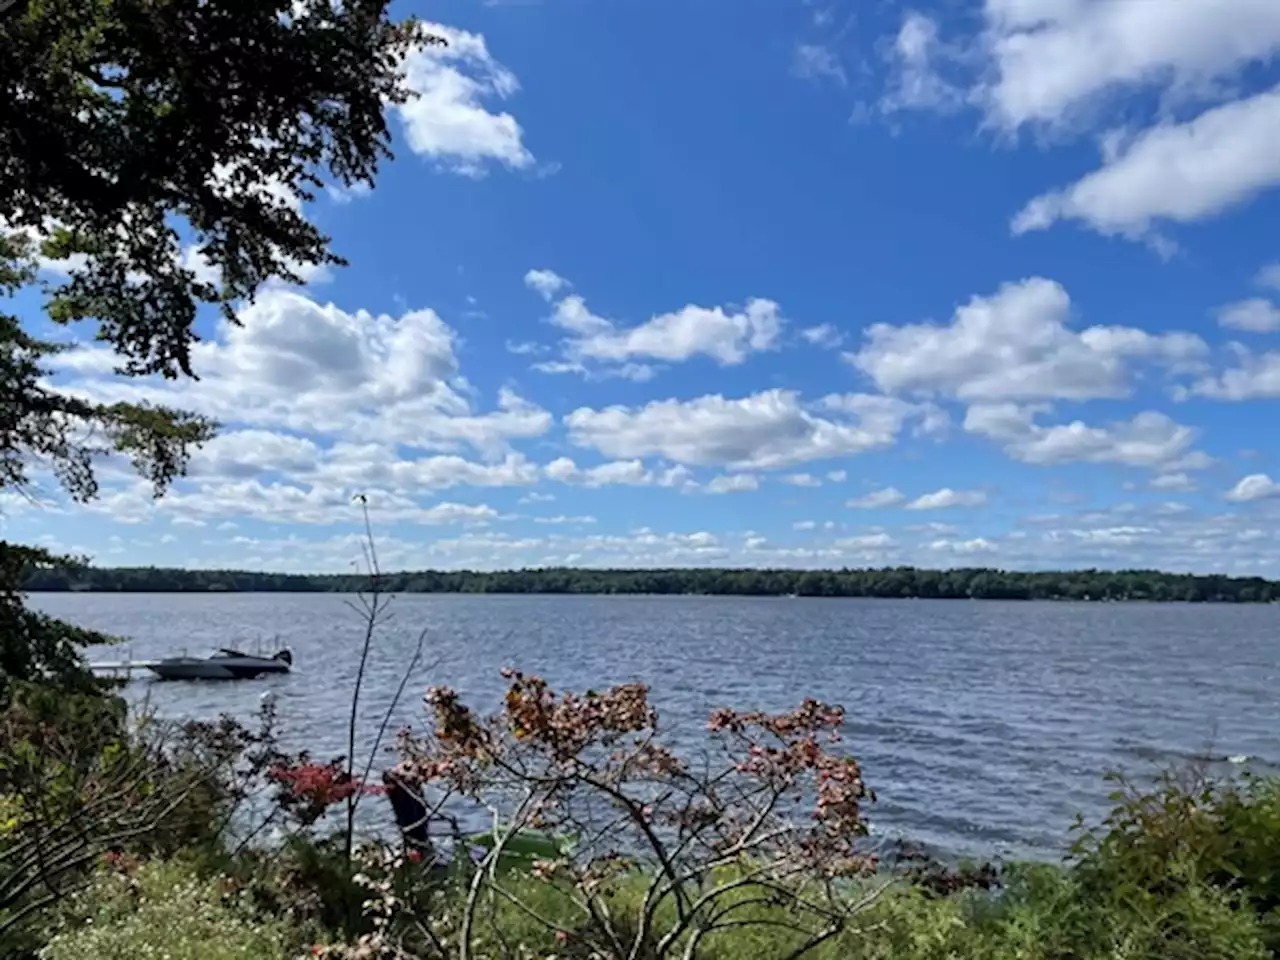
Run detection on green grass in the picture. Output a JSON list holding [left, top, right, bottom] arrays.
[[430, 862, 1271, 960], [37, 859, 292, 960], [17, 770, 1280, 959]]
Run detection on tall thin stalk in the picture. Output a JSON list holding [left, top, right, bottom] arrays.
[[343, 495, 392, 861], [341, 494, 436, 863]]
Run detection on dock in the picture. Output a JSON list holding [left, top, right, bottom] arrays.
[[89, 659, 161, 678]]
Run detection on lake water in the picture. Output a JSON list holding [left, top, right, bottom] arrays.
[[30, 592, 1280, 862]]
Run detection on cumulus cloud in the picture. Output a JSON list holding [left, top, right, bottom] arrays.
[[1217, 298, 1280, 333], [846, 488, 906, 509], [313, 450, 542, 493], [801, 324, 844, 348], [1011, 87, 1280, 241], [547, 291, 784, 368], [867, 3, 1280, 246], [397, 23, 535, 176], [782, 473, 822, 488], [1186, 350, 1280, 400], [88, 476, 505, 527], [977, 0, 1280, 132], [964, 404, 1208, 471], [1225, 473, 1280, 502], [51, 288, 552, 455], [543, 458, 694, 490], [835, 533, 895, 549], [188, 431, 321, 480], [1150, 472, 1198, 493], [906, 488, 987, 510], [848, 278, 1205, 401], [564, 390, 940, 471], [706, 473, 760, 494], [929, 537, 997, 554], [524, 268, 570, 301]]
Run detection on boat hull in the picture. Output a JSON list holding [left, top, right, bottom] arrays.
[[147, 657, 291, 681]]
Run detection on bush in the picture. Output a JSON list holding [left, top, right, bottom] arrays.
[[0, 694, 290, 954], [1069, 768, 1280, 955], [38, 859, 290, 960]]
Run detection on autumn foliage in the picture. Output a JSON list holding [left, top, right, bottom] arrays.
[[328, 670, 886, 959]]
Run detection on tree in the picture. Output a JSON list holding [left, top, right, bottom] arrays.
[[0, 0, 435, 699], [339, 671, 884, 960]]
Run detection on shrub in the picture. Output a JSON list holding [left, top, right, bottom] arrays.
[[38, 859, 289, 960], [1069, 767, 1280, 955], [351, 671, 882, 959], [0, 694, 287, 951]]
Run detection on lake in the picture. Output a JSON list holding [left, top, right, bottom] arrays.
[[30, 592, 1280, 862]]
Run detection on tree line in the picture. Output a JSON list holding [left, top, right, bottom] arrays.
[[21, 564, 1280, 602]]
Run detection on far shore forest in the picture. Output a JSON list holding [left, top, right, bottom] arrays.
[[23, 564, 1280, 602]]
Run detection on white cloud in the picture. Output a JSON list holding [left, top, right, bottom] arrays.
[[325, 181, 373, 205], [846, 487, 906, 509], [397, 23, 534, 177], [977, 0, 1280, 132], [1217, 298, 1280, 332], [545, 457, 644, 487], [524, 268, 570, 301], [782, 473, 822, 487], [1258, 263, 1280, 290], [506, 340, 549, 356], [531, 359, 660, 383], [417, 502, 502, 524], [89, 474, 506, 527], [792, 43, 847, 87], [849, 277, 1205, 401], [827, 470, 848, 482], [312, 448, 542, 493], [706, 473, 760, 494], [547, 292, 785, 367], [532, 515, 596, 525], [1225, 474, 1280, 502], [1150, 472, 1198, 493], [1012, 87, 1280, 241], [906, 488, 987, 510], [964, 404, 1207, 470], [801, 323, 844, 348], [930, 537, 997, 554], [564, 389, 939, 470], [51, 288, 552, 455], [793, 520, 818, 531], [1187, 350, 1280, 400], [542, 457, 694, 490], [189, 430, 321, 480], [881, 12, 965, 114], [835, 533, 895, 549]]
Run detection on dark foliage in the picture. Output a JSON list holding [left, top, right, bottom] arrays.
[[24, 563, 1280, 602], [1, 0, 430, 696]]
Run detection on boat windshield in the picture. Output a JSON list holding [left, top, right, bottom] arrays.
[[214, 648, 250, 659]]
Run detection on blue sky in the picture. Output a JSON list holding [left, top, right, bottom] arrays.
[[7, 0, 1280, 574]]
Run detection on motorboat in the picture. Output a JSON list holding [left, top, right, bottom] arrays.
[[145, 647, 293, 681]]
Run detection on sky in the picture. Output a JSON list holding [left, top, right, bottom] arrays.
[[6, 0, 1280, 575]]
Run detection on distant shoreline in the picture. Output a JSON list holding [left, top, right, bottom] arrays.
[[23, 565, 1280, 603]]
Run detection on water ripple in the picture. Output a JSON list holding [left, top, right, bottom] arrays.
[[33, 593, 1280, 862]]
